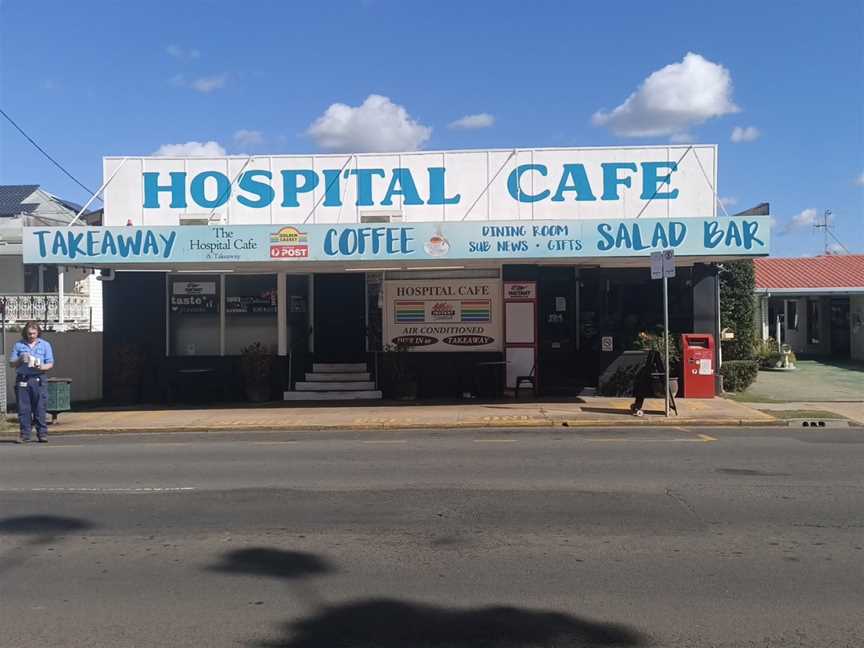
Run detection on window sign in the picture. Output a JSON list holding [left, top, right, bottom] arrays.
[[384, 279, 502, 352], [169, 277, 220, 355], [171, 281, 217, 314]]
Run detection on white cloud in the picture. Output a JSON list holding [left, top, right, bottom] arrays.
[[166, 44, 200, 61], [592, 52, 739, 137], [190, 75, 227, 93], [826, 243, 848, 255], [233, 129, 264, 148], [307, 94, 432, 152], [855, 171, 864, 187], [669, 132, 695, 143], [781, 207, 822, 234], [152, 141, 226, 157], [718, 196, 738, 208], [448, 113, 495, 130], [731, 126, 761, 143]]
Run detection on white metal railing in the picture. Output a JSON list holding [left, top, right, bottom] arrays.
[[0, 293, 91, 329]]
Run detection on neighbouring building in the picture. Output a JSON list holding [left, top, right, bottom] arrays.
[[1, 185, 105, 404], [21, 146, 771, 403], [754, 254, 864, 361]]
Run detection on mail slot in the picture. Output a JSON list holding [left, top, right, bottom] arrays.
[[680, 334, 715, 398]]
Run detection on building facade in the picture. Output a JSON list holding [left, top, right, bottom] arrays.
[[755, 255, 864, 362], [22, 146, 771, 402]]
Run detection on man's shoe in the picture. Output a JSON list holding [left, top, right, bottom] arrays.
[[37, 437, 48, 443], [15, 437, 25, 444]]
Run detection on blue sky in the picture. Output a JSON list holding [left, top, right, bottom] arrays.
[[1, 0, 861, 257]]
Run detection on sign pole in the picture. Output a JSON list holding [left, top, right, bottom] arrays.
[[663, 274, 670, 417]]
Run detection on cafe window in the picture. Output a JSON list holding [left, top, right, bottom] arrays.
[[224, 274, 278, 355], [169, 276, 220, 356]]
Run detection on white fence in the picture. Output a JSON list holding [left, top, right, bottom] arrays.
[[3, 330, 102, 405], [0, 293, 94, 330]]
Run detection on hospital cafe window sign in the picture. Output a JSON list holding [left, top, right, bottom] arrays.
[[384, 279, 502, 353], [22, 217, 770, 265]]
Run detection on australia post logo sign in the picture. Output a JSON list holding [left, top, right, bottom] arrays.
[[103, 145, 718, 225], [270, 226, 308, 258]]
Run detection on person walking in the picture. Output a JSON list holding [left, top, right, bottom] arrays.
[[8, 321, 54, 443]]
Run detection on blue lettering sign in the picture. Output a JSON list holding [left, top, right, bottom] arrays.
[[507, 165, 550, 203], [551, 164, 597, 202], [238, 171, 274, 208], [281, 170, 319, 207], [143, 172, 187, 209], [640, 162, 679, 200]]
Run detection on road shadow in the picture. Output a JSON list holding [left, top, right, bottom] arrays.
[[0, 515, 96, 575], [207, 547, 648, 648], [262, 598, 649, 648], [0, 515, 94, 535], [208, 547, 335, 580]]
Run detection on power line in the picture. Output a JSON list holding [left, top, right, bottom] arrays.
[[0, 107, 100, 200]]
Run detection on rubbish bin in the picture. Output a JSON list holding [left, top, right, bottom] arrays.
[[46, 378, 72, 423]]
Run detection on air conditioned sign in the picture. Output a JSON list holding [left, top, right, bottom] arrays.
[[384, 279, 502, 352]]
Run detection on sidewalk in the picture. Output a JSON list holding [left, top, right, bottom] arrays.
[[4, 396, 777, 436]]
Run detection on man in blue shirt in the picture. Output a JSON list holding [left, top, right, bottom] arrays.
[[9, 321, 55, 443]]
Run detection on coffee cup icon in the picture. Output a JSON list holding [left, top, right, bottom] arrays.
[[424, 234, 450, 257]]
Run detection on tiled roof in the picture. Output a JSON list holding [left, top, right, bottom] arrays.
[[754, 255, 864, 290], [0, 184, 39, 217]]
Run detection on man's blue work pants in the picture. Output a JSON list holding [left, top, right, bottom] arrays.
[[16, 374, 48, 440]]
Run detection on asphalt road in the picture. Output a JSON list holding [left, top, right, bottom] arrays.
[[1, 426, 862, 648]]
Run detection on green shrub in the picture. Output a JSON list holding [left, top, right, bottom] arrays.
[[720, 360, 759, 392], [632, 329, 681, 372], [719, 260, 757, 360], [755, 337, 797, 369]]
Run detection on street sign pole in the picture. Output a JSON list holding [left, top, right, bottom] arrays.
[[650, 251, 675, 418], [663, 274, 669, 417]]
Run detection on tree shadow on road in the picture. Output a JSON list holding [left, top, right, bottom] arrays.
[[0, 515, 94, 535], [0, 515, 96, 575], [208, 547, 335, 580], [262, 598, 649, 648], [206, 546, 649, 648]]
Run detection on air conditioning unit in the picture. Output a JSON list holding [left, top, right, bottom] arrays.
[[360, 210, 403, 224], [179, 213, 224, 226]]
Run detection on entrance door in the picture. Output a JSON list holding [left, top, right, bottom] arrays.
[[537, 267, 578, 393], [830, 297, 851, 357], [314, 273, 366, 362]]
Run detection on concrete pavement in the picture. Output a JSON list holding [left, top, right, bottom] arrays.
[[3, 396, 777, 436]]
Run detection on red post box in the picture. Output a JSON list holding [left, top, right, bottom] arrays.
[[680, 334, 716, 398]]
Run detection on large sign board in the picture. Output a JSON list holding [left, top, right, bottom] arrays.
[[23, 216, 770, 265], [103, 146, 717, 226], [384, 279, 502, 352]]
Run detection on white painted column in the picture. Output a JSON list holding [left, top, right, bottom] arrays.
[[57, 267, 66, 331], [277, 272, 287, 356]]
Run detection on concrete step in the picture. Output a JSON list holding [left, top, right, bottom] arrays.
[[295, 381, 375, 391], [305, 372, 371, 381], [312, 363, 368, 373], [284, 390, 382, 401]]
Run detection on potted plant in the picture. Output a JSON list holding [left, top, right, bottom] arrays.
[[240, 342, 275, 402], [633, 329, 681, 397], [382, 341, 417, 400]]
